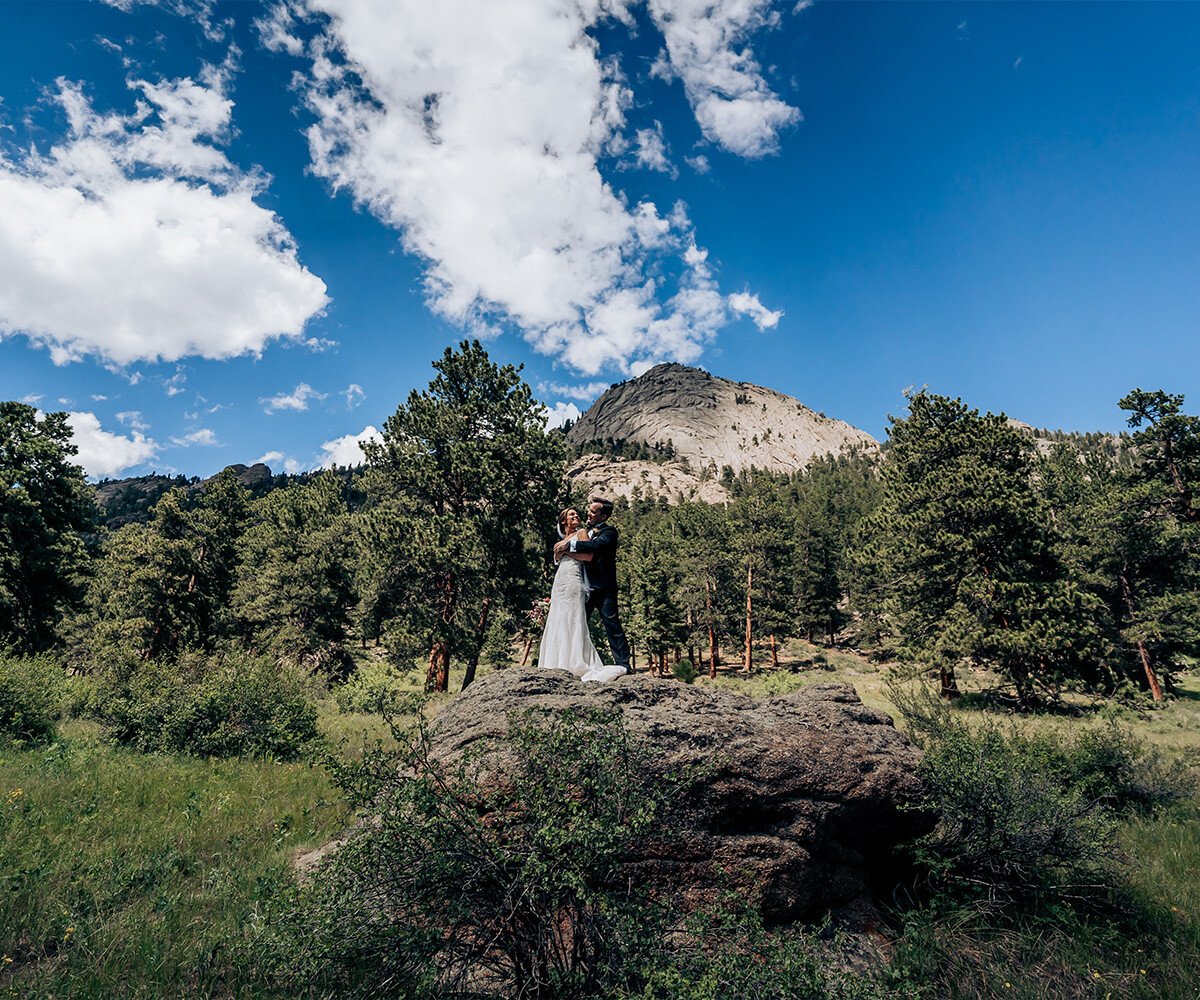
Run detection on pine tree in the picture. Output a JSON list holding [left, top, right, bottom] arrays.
[[854, 390, 1091, 703], [232, 474, 356, 674], [670, 502, 734, 677], [0, 403, 93, 651], [358, 341, 563, 691], [81, 472, 251, 661], [728, 474, 792, 671]]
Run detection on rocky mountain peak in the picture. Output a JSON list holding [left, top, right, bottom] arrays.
[[566, 363, 876, 478]]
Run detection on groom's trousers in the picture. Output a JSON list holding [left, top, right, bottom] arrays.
[[585, 587, 631, 669]]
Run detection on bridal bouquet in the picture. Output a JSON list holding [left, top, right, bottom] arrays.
[[525, 596, 552, 634]]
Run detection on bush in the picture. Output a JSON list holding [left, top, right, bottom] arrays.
[[92, 650, 319, 759], [262, 708, 689, 999], [672, 657, 699, 683], [0, 654, 60, 744], [892, 683, 1194, 907], [333, 658, 412, 715]]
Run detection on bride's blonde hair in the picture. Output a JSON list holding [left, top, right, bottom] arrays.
[[557, 507, 578, 538]]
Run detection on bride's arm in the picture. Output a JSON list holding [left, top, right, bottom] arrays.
[[568, 528, 593, 561]]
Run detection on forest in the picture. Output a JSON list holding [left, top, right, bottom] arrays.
[[1, 340, 1199, 998]]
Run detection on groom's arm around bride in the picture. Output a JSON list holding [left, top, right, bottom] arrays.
[[554, 497, 631, 672]]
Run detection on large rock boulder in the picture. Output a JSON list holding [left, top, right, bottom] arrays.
[[429, 668, 929, 925]]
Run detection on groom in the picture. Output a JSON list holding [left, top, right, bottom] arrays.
[[554, 496, 632, 674]]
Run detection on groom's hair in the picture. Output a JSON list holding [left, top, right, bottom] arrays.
[[591, 497, 614, 521]]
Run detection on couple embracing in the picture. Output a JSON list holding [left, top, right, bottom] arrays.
[[537, 497, 631, 684]]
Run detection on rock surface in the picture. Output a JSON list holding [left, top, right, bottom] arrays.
[[428, 668, 929, 925], [566, 363, 878, 477], [565, 452, 731, 506]]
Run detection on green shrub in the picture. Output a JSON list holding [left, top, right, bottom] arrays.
[[672, 657, 699, 683], [263, 708, 689, 999], [333, 658, 412, 714], [634, 904, 886, 1000], [892, 684, 1194, 907], [93, 650, 319, 759], [0, 654, 60, 744]]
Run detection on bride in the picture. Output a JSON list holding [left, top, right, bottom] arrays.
[[537, 508, 628, 683]]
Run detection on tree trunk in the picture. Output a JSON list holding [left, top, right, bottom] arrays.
[[939, 663, 959, 700], [519, 634, 534, 666], [426, 641, 449, 693], [705, 576, 718, 679], [659, 650, 668, 676], [1120, 571, 1163, 701], [770, 633, 778, 669], [743, 561, 753, 672], [460, 594, 492, 691]]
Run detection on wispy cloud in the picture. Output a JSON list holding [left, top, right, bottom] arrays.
[[538, 380, 610, 402], [267, 0, 786, 376], [260, 382, 326, 413], [170, 427, 219, 446], [729, 291, 783, 330]]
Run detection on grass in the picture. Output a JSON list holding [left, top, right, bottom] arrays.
[[0, 717, 351, 999], [1, 651, 1197, 998]]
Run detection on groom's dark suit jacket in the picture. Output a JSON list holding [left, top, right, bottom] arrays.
[[572, 522, 619, 592]]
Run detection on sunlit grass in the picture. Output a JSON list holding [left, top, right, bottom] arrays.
[[0, 714, 354, 998]]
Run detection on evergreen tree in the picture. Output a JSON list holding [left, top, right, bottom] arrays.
[[0, 403, 93, 651], [80, 473, 251, 661], [622, 511, 680, 674], [358, 341, 563, 691], [1037, 391, 1200, 699], [728, 474, 792, 671], [854, 391, 1091, 702], [670, 502, 734, 677], [232, 474, 356, 674]]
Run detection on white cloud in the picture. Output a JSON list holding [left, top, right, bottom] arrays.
[[163, 370, 186, 396], [21, 393, 43, 405], [261, 382, 326, 413], [545, 401, 582, 429], [728, 290, 782, 329], [100, 0, 227, 43], [318, 425, 380, 468], [630, 122, 677, 177], [66, 410, 158, 477], [685, 153, 710, 174], [116, 409, 149, 432], [171, 427, 219, 446], [0, 64, 328, 366], [344, 382, 365, 408], [538, 380, 610, 402], [647, 0, 800, 158], [91, 393, 108, 401], [270, 0, 779, 376]]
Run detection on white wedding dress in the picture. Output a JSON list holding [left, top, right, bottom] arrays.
[[537, 555, 627, 683]]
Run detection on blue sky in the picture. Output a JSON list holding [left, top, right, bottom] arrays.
[[1, 1, 1197, 479]]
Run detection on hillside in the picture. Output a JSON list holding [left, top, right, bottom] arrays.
[[566, 362, 878, 475], [566, 363, 877, 477]]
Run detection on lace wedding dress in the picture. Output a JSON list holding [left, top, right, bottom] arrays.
[[537, 556, 627, 683]]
